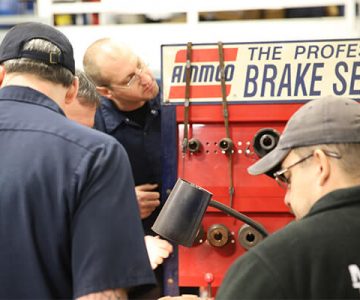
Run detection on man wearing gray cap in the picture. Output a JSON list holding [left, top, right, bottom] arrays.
[[216, 95, 360, 299]]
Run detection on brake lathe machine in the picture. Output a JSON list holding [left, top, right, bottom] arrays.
[[160, 39, 360, 290]]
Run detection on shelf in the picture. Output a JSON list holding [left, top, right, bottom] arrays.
[[0, 15, 50, 25], [49, 0, 358, 26], [51, 0, 353, 15], [0, 0, 52, 27]]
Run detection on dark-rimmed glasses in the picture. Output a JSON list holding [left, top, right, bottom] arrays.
[[273, 150, 342, 189]]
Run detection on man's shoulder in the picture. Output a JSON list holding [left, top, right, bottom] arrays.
[[250, 212, 343, 266], [250, 220, 310, 259], [26, 108, 123, 155], [61, 119, 122, 150]]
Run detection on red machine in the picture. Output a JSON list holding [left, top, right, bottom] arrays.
[[175, 104, 294, 289], [160, 39, 360, 292]]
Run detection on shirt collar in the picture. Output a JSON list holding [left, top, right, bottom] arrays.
[[0, 85, 65, 116], [306, 184, 360, 218], [99, 94, 161, 133]]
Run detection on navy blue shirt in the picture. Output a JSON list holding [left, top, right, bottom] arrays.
[[0, 86, 155, 299], [94, 94, 162, 235]]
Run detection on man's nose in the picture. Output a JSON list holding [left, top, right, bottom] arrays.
[[138, 71, 153, 85], [284, 190, 291, 208]]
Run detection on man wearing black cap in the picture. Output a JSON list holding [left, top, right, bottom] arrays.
[[216, 96, 360, 299], [0, 22, 155, 299]]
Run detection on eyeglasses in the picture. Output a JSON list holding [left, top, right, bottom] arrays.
[[273, 150, 342, 190], [111, 61, 147, 89]]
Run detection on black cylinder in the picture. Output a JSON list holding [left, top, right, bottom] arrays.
[[152, 178, 212, 247]]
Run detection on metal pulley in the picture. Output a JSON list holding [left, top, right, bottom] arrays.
[[207, 223, 231, 247], [188, 138, 202, 153], [238, 224, 264, 250], [218, 137, 234, 154], [252, 128, 280, 158]]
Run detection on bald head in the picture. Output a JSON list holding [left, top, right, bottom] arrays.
[[83, 38, 135, 86], [82, 38, 159, 110]]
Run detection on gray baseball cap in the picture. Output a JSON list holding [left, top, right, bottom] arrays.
[[248, 95, 360, 176]]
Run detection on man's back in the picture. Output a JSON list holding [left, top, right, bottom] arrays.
[[0, 86, 154, 298]]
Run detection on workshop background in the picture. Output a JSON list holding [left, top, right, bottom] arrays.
[[0, 1, 358, 77], [1, 0, 360, 296]]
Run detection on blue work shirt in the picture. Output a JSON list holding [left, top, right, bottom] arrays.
[[0, 86, 155, 299], [94, 94, 162, 235], [94, 90, 180, 296]]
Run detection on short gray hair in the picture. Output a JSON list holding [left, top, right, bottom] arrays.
[[75, 69, 100, 107]]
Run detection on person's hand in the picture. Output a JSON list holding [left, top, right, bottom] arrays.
[[144, 235, 173, 270], [135, 184, 160, 219]]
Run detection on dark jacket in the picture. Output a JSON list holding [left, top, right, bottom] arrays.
[[94, 93, 162, 235], [217, 185, 360, 299]]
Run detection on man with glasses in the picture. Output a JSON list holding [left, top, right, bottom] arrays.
[[216, 95, 360, 299], [83, 39, 168, 299], [63, 68, 173, 272], [83, 39, 161, 225]]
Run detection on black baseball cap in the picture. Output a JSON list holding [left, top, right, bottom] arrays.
[[248, 96, 360, 176], [0, 22, 75, 74]]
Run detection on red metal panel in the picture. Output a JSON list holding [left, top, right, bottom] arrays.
[[175, 103, 300, 288], [178, 213, 293, 287]]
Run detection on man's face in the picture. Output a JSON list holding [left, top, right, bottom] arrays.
[[101, 49, 159, 107], [281, 151, 317, 220]]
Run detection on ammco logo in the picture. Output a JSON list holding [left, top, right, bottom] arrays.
[[168, 48, 238, 99]]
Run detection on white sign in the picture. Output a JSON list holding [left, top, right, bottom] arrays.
[[161, 39, 360, 104]]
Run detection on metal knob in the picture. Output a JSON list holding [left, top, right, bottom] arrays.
[[238, 224, 264, 250], [207, 224, 231, 247], [188, 138, 201, 153], [218, 138, 234, 154]]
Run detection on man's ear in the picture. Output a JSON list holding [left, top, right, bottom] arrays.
[[64, 76, 79, 104], [0, 66, 6, 87], [96, 86, 112, 98], [313, 149, 331, 186]]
